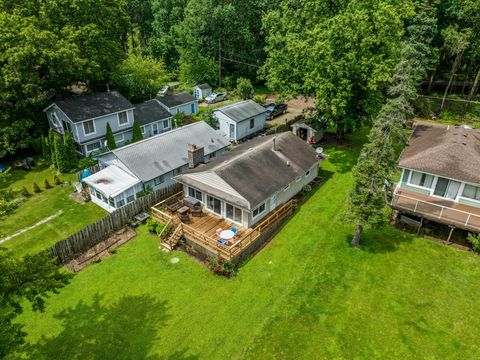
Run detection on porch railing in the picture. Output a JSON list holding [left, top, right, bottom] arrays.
[[391, 192, 480, 231]]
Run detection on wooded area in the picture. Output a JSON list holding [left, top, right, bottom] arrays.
[[1, 0, 479, 159]]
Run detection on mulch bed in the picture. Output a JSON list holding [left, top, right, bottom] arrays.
[[66, 227, 137, 272]]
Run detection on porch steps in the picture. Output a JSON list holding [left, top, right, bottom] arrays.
[[160, 224, 183, 251]]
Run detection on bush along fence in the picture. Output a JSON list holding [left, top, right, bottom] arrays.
[[48, 183, 182, 263]]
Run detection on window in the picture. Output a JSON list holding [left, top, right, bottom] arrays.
[[114, 133, 124, 143], [62, 120, 72, 132], [152, 123, 159, 135], [86, 141, 101, 153], [141, 126, 146, 135], [249, 118, 254, 129], [226, 203, 242, 223], [117, 199, 125, 208], [154, 176, 164, 186], [409, 171, 434, 188], [118, 111, 128, 125], [462, 184, 480, 201], [188, 187, 202, 201], [109, 198, 115, 207], [305, 170, 311, 177], [207, 195, 221, 214], [433, 177, 461, 199], [174, 167, 182, 175], [253, 203, 266, 218], [126, 194, 135, 203], [83, 120, 95, 135], [51, 112, 60, 126], [163, 120, 170, 129], [208, 152, 216, 160]]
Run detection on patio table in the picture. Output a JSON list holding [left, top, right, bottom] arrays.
[[219, 230, 235, 241]]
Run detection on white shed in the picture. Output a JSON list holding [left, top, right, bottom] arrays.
[[291, 119, 324, 144], [214, 100, 267, 142], [193, 84, 212, 100]]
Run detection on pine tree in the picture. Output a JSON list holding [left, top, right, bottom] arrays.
[[105, 123, 116, 150], [63, 132, 78, 171], [33, 182, 41, 193], [53, 134, 67, 172], [41, 135, 50, 161], [132, 120, 143, 143], [44, 179, 52, 189], [48, 130, 57, 168]]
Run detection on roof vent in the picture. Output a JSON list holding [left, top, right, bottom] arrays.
[[286, 161, 290, 167]]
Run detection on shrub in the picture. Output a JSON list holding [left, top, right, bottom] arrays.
[[253, 95, 266, 104], [136, 186, 153, 198], [0, 190, 22, 218], [146, 219, 172, 237], [33, 182, 41, 193], [44, 179, 52, 189], [54, 175, 61, 185], [467, 233, 480, 253], [21, 186, 31, 197], [132, 120, 143, 143], [206, 256, 235, 278], [236, 77, 254, 100], [78, 155, 97, 169]]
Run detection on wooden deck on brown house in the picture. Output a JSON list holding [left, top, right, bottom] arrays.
[[151, 192, 296, 262], [391, 188, 480, 232]]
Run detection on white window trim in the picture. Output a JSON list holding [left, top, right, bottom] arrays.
[[141, 126, 146, 134], [85, 141, 101, 153], [117, 111, 129, 127], [406, 170, 434, 191], [163, 119, 170, 129], [458, 183, 480, 204], [83, 120, 96, 136], [225, 202, 243, 225], [252, 202, 266, 219]]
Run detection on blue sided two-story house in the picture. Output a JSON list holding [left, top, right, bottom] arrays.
[[44, 91, 175, 156]]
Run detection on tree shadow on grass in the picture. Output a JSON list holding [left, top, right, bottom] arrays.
[[25, 293, 196, 360], [324, 147, 359, 174], [346, 227, 415, 254]]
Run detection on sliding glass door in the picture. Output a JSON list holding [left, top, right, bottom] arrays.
[[433, 177, 461, 200], [226, 203, 242, 223], [207, 195, 221, 215]]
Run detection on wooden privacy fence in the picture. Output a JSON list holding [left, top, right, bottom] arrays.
[[48, 183, 182, 263]]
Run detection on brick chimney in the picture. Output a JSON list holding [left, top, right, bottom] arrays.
[[188, 144, 205, 169]]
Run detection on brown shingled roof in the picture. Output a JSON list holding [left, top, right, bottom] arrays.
[[398, 122, 480, 185]]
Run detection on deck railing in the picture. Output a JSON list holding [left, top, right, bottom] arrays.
[[391, 192, 480, 231]]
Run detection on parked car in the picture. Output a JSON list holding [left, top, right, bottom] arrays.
[[205, 92, 228, 104], [158, 82, 180, 96], [263, 103, 288, 120]]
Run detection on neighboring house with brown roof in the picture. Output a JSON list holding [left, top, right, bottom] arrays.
[[390, 122, 480, 233], [174, 132, 321, 228]]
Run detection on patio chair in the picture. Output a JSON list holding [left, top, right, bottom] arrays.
[[191, 205, 203, 217], [218, 239, 229, 245], [231, 227, 237, 234], [166, 198, 182, 213], [179, 212, 190, 223], [216, 228, 223, 237]]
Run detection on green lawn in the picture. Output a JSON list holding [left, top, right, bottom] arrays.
[[0, 161, 105, 257], [15, 133, 480, 359]]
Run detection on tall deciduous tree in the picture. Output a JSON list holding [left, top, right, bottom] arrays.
[[262, 0, 412, 139], [111, 54, 168, 103], [0, 249, 72, 357]]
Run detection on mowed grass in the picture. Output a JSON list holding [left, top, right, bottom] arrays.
[[15, 132, 480, 359], [0, 162, 105, 257]]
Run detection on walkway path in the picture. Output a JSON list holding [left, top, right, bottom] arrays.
[[0, 210, 63, 244]]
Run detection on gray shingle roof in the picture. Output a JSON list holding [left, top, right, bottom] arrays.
[[214, 100, 267, 123], [53, 91, 133, 123], [175, 132, 320, 208], [111, 121, 230, 182], [399, 122, 480, 185], [156, 92, 196, 108], [196, 84, 211, 90], [133, 100, 171, 126]]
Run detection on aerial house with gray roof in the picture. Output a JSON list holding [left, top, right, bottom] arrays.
[[214, 100, 267, 142], [83, 121, 229, 212], [390, 122, 480, 236], [156, 92, 198, 117], [174, 131, 320, 228]]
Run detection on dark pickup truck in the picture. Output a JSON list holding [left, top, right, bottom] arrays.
[[263, 103, 287, 120]]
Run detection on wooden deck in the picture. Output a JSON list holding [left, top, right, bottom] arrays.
[[391, 188, 480, 232], [151, 192, 296, 261]]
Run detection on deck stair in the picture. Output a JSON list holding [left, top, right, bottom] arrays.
[[160, 223, 183, 251]]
